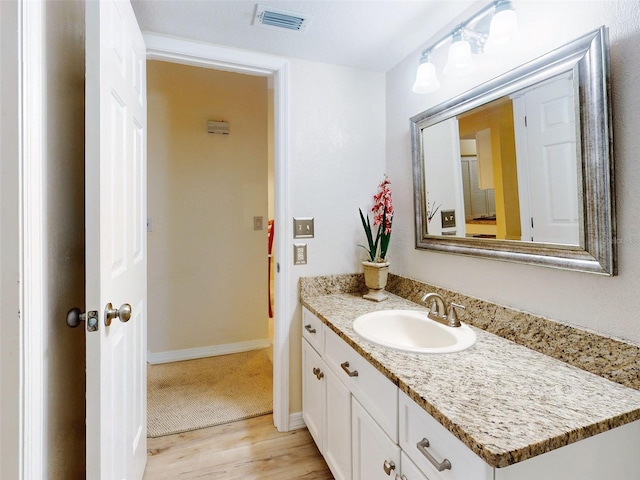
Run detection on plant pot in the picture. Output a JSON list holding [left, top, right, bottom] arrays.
[[362, 261, 390, 302]]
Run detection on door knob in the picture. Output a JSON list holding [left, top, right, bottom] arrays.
[[66, 307, 85, 328], [66, 308, 99, 332], [104, 303, 133, 326]]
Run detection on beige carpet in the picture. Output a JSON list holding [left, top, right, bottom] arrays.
[[147, 349, 273, 438]]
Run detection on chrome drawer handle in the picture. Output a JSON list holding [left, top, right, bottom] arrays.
[[312, 367, 324, 380], [304, 324, 317, 334], [340, 361, 359, 377], [417, 438, 452, 471], [383, 460, 395, 475]]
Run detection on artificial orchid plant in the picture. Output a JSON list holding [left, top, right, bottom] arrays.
[[359, 175, 393, 263]]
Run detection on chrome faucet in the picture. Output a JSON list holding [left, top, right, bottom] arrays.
[[421, 292, 466, 328]]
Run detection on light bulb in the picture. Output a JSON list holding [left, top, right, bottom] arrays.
[[443, 31, 474, 77], [486, 1, 518, 51], [412, 58, 440, 94]]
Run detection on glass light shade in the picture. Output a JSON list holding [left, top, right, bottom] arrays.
[[443, 38, 474, 77], [486, 7, 518, 49], [412, 61, 440, 94]]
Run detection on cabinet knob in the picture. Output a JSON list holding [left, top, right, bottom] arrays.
[[312, 367, 324, 380], [383, 460, 396, 475]]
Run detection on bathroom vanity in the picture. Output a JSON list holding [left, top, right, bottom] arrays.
[[301, 286, 640, 480]]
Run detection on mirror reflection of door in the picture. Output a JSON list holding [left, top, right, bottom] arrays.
[[513, 73, 580, 245]]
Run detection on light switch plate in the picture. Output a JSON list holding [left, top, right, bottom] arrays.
[[293, 217, 314, 238], [253, 216, 264, 230], [293, 243, 307, 265], [441, 210, 456, 228]]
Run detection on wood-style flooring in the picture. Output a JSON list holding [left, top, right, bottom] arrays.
[[144, 414, 334, 479]]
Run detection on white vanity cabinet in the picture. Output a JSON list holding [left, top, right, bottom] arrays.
[[302, 310, 352, 480], [302, 307, 640, 480], [399, 389, 640, 480]]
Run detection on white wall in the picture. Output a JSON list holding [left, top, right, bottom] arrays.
[[287, 58, 386, 411], [386, 0, 640, 344], [147, 61, 269, 354]]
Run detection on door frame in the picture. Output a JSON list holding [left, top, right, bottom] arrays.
[[8, 0, 47, 478], [144, 33, 292, 432]]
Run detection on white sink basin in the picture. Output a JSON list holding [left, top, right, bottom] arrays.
[[352, 310, 476, 354]]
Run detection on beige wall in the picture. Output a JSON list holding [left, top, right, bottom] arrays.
[[147, 61, 269, 354], [386, 0, 640, 345]]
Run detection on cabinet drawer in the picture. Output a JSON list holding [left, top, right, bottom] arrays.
[[399, 391, 492, 480], [302, 307, 324, 353], [325, 326, 398, 442]]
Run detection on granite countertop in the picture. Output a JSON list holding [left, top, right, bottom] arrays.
[[301, 292, 640, 469]]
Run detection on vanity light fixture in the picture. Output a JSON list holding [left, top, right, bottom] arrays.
[[485, 0, 518, 51], [443, 28, 475, 77], [412, 52, 440, 94], [412, 0, 518, 93]]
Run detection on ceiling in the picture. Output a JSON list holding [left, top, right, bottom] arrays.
[[131, 0, 479, 72]]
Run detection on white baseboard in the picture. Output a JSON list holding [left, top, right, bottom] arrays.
[[289, 412, 306, 430], [147, 338, 271, 365]]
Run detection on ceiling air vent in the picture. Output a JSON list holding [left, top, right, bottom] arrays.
[[254, 5, 312, 33]]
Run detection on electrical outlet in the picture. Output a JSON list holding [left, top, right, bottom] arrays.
[[293, 217, 314, 238], [294, 243, 307, 265], [441, 210, 456, 228], [253, 216, 264, 230]]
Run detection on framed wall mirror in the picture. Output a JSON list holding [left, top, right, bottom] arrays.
[[411, 27, 615, 275]]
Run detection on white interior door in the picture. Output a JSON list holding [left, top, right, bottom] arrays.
[[86, 1, 147, 478], [524, 74, 579, 245]]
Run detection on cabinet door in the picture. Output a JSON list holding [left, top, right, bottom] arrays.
[[324, 366, 352, 480], [352, 397, 400, 480], [400, 452, 429, 480], [302, 339, 325, 452]]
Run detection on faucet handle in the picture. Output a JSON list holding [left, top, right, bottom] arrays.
[[447, 303, 466, 327]]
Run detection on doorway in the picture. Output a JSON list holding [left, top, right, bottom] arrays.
[[145, 59, 275, 436], [144, 33, 291, 432]]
